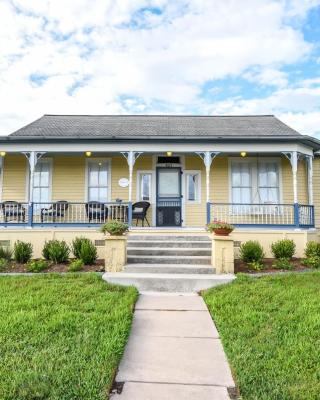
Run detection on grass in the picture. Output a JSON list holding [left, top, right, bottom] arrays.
[[203, 272, 320, 400], [0, 274, 138, 400]]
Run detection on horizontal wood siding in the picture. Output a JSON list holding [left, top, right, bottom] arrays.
[[2, 155, 27, 201], [52, 156, 85, 201]]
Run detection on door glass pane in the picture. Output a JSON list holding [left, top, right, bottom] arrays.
[[158, 170, 180, 197]]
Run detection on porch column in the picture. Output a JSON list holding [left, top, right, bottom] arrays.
[[306, 155, 313, 205], [22, 151, 45, 226], [282, 151, 298, 204], [196, 151, 220, 202], [121, 151, 143, 202]]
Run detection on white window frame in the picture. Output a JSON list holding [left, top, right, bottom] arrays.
[[32, 158, 53, 204], [136, 170, 155, 203], [185, 170, 201, 204], [228, 157, 283, 205], [85, 158, 111, 202]]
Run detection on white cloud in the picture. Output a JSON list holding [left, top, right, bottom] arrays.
[[0, 0, 319, 135]]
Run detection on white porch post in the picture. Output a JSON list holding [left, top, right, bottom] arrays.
[[0, 155, 4, 202], [22, 151, 45, 226], [282, 151, 300, 228], [121, 151, 143, 202], [306, 155, 313, 205], [282, 151, 298, 204], [196, 151, 220, 224], [196, 151, 220, 203]]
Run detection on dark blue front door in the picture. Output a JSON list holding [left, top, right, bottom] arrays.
[[156, 167, 182, 227]]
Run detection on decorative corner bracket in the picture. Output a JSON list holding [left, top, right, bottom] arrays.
[[121, 151, 143, 167], [196, 151, 220, 169]]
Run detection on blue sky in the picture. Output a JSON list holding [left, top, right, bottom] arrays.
[[0, 0, 320, 136]]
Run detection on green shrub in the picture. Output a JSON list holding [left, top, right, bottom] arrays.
[[78, 240, 97, 265], [305, 241, 320, 258], [100, 220, 129, 236], [26, 259, 48, 273], [0, 246, 12, 261], [72, 237, 89, 259], [68, 259, 84, 272], [273, 257, 294, 270], [303, 255, 320, 269], [239, 240, 264, 263], [271, 239, 295, 259], [42, 240, 70, 264], [13, 241, 33, 263], [0, 258, 8, 271], [247, 260, 264, 271]]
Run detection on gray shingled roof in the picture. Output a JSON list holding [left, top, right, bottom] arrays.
[[10, 114, 302, 139]]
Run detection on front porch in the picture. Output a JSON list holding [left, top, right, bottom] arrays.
[[0, 146, 316, 229]]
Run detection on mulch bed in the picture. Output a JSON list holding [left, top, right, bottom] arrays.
[[2, 259, 105, 273], [235, 258, 310, 274]]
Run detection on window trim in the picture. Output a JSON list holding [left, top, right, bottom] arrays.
[[32, 157, 53, 203], [228, 157, 283, 204], [185, 170, 201, 204], [85, 158, 111, 202], [136, 170, 155, 203]]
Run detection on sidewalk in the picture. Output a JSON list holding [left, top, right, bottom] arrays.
[[111, 293, 235, 400]]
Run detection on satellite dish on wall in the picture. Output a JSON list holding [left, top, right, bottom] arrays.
[[118, 178, 129, 188]]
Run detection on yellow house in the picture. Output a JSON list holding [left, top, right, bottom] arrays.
[[0, 114, 319, 258]]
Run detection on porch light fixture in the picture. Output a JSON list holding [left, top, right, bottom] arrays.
[[240, 151, 247, 157], [0, 152, 6, 157], [166, 151, 173, 157], [85, 151, 92, 157]]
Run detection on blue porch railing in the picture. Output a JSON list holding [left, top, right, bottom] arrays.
[[0, 201, 132, 227], [207, 202, 315, 228]]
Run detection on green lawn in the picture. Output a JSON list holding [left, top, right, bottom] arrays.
[[203, 272, 320, 400], [0, 274, 138, 400]]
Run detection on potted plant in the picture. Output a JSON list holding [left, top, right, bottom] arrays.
[[206, 220, 234, 236], [100, 220, 129, 236]]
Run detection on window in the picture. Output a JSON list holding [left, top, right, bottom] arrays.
[[138, 172, 152, 201], [231, 162, 251, 203], [87, 160, 109, 202], [33, 159, 51, 204], [258, 162, 279, 203], [185, 171, 201, 202], [231, 159, 280, 204]]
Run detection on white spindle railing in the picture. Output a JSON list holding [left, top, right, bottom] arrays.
[[209, 203, 297, 226]]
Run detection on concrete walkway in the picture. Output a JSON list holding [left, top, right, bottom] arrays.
[[111, 293, 235, 400]]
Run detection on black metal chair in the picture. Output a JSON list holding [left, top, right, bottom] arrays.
[[132, 201, 150, 226], [1, 201, 26, 223], [41, 201, 69, 223], [85, 201, 108, 223]]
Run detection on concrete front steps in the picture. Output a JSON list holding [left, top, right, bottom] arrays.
[[102, 234, 235, 292], [103, 272, 234, 292]]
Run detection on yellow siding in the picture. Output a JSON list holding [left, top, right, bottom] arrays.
[[211, 156, 229, 202], [111, 156, 129, 201], [52, 156, 85, 201], [2, 155, 27, 201]]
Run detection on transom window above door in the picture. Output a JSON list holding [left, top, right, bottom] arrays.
[[230, 158, 281, 204], [87, 160, 109, 202]]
